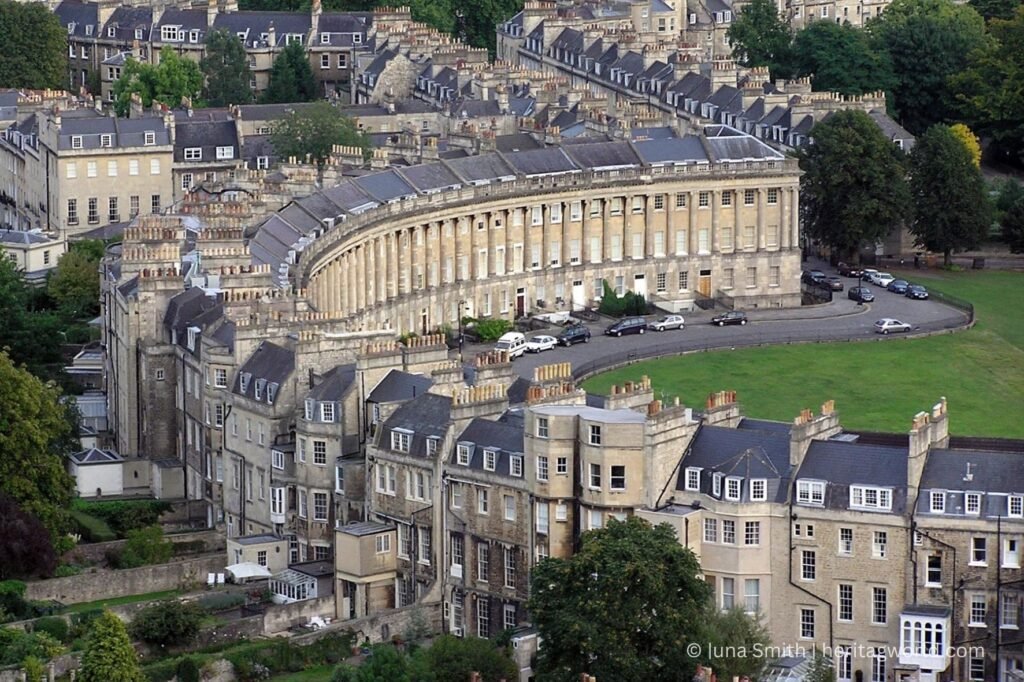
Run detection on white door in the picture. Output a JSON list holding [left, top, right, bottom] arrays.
[[633, 273, 647, 297], [571, 280, 585, 310]]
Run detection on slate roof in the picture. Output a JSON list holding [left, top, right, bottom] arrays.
[[173, 118, 239, 162], [444, 153, 517, 183], [633, 137, 708, 164], [69, 447, 123, 464], [367, 369, 433, 403], [233, 340, 294, 402], [307, 364, 357, 402], [163, 287, 222, 351], [380, 392, 452, 456], [451, 417, 526, 478], [319, 12, 371, 34], [338, 520, 392, 537], [399, 161, 463, 193], [57, 113, 171, 151], [0, 230, 55, 245], [103, 6, 153, 42], [705, 126, 784, 160], [352, 169, 416, 202], [212, 12, 311, 48], [502, 147, 578, 176], [677, 424, 793, 503], [55, 0, 99, 39], [564, 140, 640, 169], [918, 448, 1023, 494], [154, 9, 208, 35], [796, 440, 909, 512]]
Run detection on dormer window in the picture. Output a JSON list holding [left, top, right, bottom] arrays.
[[712, 472, 722, 497], [304, 399, 314, 420], [1010, 495, 1023, 518], [216, 146, 234, 160], [796, 480, 825, 506], [320, 33, 330, 44], [267, 383, 278, 404], [320, 402, 335, 423], [510, 455, 523, 477], [86, 24, 93, 35], [750, 479, 767, 501], [186, 326, 198, 351], [100, 134, 112, 148], [68, 22, 75, 34], [725, 477, 742, 501], [189, 30, 200, 43], [184, 147, 202, 160], [426, 437, 438, 457], [850, 485, 892, 511], [135, 28, 144, 40], [353, 33, 361, 44], [457, 443, 471, 465], [391, 429, 411, 453], [144, 131, 156, 145], [71, 136, 83, 149], [930, 491, 946, 513], [684, 467, 701, 491], [254, 378, 265, 401], [483, 449, 497, 472], [239, 372, 251, 394], [107, 26, 116, 37], [965, 492, 982, 515], [160, 25, 181, 42]]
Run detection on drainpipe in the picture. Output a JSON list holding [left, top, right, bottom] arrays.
[[788, 492, 833, 650]]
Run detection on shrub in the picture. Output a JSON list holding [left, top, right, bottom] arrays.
[[115, 526, 172, 569], [175, 657, 201, 682], [53, 564, 82, 577], [32, 616, 69, 643], [0, 629, 64, 666], [171, 540, 207, 556], [598, 280, 647, 316], [71, 500, 172, 538], [69, 511, 116, 543], [129, 600, 203, 648], [68, 609, 103, 641], [23, 656, 45, 682], [197, 593, 245, 613], [473, 317, 513, 341]]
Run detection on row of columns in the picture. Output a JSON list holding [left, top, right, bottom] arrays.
[[313, 185, 800, 316]]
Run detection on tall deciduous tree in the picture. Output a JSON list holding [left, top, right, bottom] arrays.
[[798, 110, 912, 260], [0, 495, 58, 580], [968, 0, 1021, 21], [951, 6, 1024, 167], [409, 635, 518, 682], [79, 611, 144, 682], [790, 22, 894, 96], [47, 247, 101, 319], [528, 516, 711, 682], [0, 351, 77, 541], [200, 30, 253, 107], [0, 0, 68, 90], [263, 41, 317, 104], [1001, 196, 1024, 253], [949, 123, 982, 167], [909, 125, 992, 264], [725, 0, 794, 79], [697, 607, 772, 682], [113, 47, 203, 117], [869, 0, 989, 134], [270, 101, 369, 171]]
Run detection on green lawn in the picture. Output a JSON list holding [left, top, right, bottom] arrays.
[[583, 270, 1024, 438], [60, 589, 181, 614], [268, 664, 336, 681]]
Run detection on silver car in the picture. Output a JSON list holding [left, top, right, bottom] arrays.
[[649, 315, 685, 331]]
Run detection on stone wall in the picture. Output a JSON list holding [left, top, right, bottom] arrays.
[[263, 595, 336, 634], [295, 603, 442, 646], [25, 554, 224, 604], [62, 529, 224, 566]]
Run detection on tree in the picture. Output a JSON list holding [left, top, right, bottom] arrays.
[[270, 101, 370, 171], [969, 0, 1021, 21], [528, 516, 711, 682], [0, 0, 68, 90], [79, 611, 144, 682], [696, 607, 771, 682], [908, 125, 992, 264], [410, 635, 518, 682], [0, 351, 77, 542], [790, 22, 895, 96], [805, 651, 837, 682], [726, 0, 794, 79], [47, 248, 100, 319], [128, 599, 203, 648], [798, 110, 913, 260], [949, 123, 982, 167], [116, 525, 173, 568], [454, 0, 521, 54], [951, 7, 1024, 166], [263, 41, 317, 104], [870, 0, 989, 133], [1002, 196, 1024, 253], [0, 259, 58, 374], [331, 645, 410, 682], [200, 30, 253, 107], [113, 47, 203, 117], [0, 495, 57, 580]]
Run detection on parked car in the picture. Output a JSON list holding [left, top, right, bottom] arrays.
[[887, 279, 909, 294], [824, 276, 844, 291], [649, 315, 685, 331], [869, 272, 896, 287], [711, 311, 748, 326], [605, 317, 648, 337], [801, 270, 827, 285], [525, 335, 558, 353], [874, 318, 912, 334], [558, 324, 591, 346], [861, 268, 879, 282], [905, 285, 929, 300], [838, 262, 863, 278], [494, 332, 527, 359], [848, 286, 875, 303]]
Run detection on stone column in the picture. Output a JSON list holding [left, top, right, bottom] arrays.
[[757, 188, 767, 251], [781, 189, 791, 250], [791, 187, 800, 250], [688, 191, 698, 255], [711, 189, 721, 253]]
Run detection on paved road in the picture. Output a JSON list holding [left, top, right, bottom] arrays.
[[462, 262, 972, 380]]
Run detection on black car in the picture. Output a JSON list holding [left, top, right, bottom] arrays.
[[801, 270, 827, 285], [905, 284, 929, 300], [848, 286, 875, 303], [558, 324, 592, 346], [605, 317, 648, 337], [710, 311, 748, 326], [824, 276, 844, 291], [837, 262, 863, 278], [887, 279, 909, 294]]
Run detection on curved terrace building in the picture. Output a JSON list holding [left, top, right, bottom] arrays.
[[252, 126, 802, 333]]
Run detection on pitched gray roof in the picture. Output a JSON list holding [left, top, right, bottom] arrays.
[[502, 147, 578, 176], [307, 363, 357, 402], [633, 137, 709, 164], [57, 114, 171, 151], [233, 340, 294, 402], [380, 392, 452, 456], [451, 417, 525, 477], [678, 424, 792, 503], [563, 140, 640, 169], [174, 119, 239, 162], [368, 369, 433, 403], [212, 12, 311, 48], [69, 447, 123, 464]]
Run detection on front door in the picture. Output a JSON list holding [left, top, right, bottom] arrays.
[[571, 280, 585, 310], [633, 273, 647, 298], [698, 269, 712, 297], [516, 288, 526, 317]]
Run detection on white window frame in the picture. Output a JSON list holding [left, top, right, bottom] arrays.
[[684, 467, 701, 491], [797, 480, 825, 505]]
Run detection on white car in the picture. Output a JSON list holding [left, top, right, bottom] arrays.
[[870, 272, 896, 287], [649, 315, 685, 331], [874, 318, 912, 334], [525, 335, 558, 353]]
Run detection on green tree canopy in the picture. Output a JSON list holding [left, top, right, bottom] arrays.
[[798, 109, 912, 259], [726, 0, 795, 79], [528, 516, 712, 682], [79, 611, 144, 682], [47, 244, 101, 319], [128, 599, 203, 647], [0, 0, 68, 90], [952, 6, 1024, 166], [909, 125, 992, 264], [331, 644, 410, 682], [0, 495, 58, 580], [200, 30, 254, 107], [1001, 196, 1024, 253], [869, 0, 989, 133], [696, 607, 772, 681], [113, 47, 203, 117], [0, 351, 77, 541], [790, 21, 895, 96], [270, 101, 370, 170], [969, 0, 1022, 20], [409, 635, 518, 682], [263, 41, 318, 104]]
